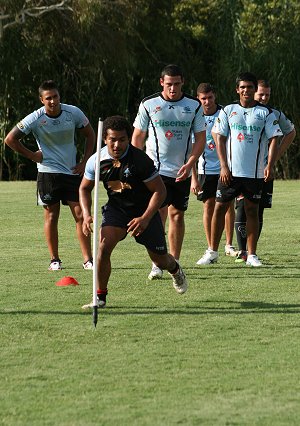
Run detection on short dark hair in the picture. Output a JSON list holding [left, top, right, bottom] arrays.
[[38, 80, 58, 96], [197, 82, 216, 95], [160, 64, 184, 79], [103, 116, 133, 140], [236, 72, 258, 90], [257, 79, 271, 88]]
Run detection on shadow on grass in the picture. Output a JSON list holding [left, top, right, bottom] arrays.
[[1, 301, 300, 316]]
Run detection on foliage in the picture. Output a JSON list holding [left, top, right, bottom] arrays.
[[0, 0, 299, 179]]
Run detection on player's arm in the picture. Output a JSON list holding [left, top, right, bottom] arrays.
[[127, 175, 166, 237], [73, 123, 96, 176], [216, 133, 231, 185], [131, 128, 147, 150], [4, 126, 43, 163], [191, 164, 200, 195], [79, 176, 95, 236], [176, 130, 206, 182], [264, 137, 279, 181], [276, 128, 296, 161]]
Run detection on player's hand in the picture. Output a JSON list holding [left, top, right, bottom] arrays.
[[72, 162, 86, 176], [31, 150, 43, 163], [175, 164, 190, 182], [127, 217, 149, 237], [264, 166, 274, 182], [191, 176, 201, 195], [219, 165, 232, 186], [82, 215, 93, 236]]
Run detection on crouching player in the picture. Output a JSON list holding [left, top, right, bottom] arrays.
[[80, 116, 187, 308]]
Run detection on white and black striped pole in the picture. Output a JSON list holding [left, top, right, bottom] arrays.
[[92, 118, 103, 328]]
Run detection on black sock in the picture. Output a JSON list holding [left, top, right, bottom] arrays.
[[169, 261, 179, 275]]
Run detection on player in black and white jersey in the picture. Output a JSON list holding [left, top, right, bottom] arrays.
[[234, 80, 296, 262], [191, 83, 238, 265], [132, 64, 206, 279], [204, 72, 282, 267]]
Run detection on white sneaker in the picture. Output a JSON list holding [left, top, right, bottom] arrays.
[[83, 259, 93, 270], [48, 259, 62, 271], [196, 249, 218, 265], [246, 255, 262, 267], [225, 244, 238, 257], [82, 298, 106, 309], [170, 265, 187, 294], [148, 263, 163, 280]]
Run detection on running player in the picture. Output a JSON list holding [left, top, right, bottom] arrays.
[[203, 72, 282, 267], [80, 116, 187, 308], [234, 79, 296, 262], [191, 83, 237, 265], [4, 80, 95, 270], [132, 64, 206, 279]]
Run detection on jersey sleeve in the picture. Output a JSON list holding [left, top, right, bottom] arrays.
[[213, 108, 229, 136], [68, 105, 89, 129], [193, 106, 206, 133], [16, 111, 38, 135], [265, 112, 283, 140], [278, 111, 295, 135], [133, 101, 150, 131], [84, 153, 96, 181]]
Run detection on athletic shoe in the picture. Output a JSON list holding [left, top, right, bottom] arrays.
[[148, 263, 163, 280], [170, 265, 187, 294], [83, 259, 93, 270], [235, 250, 247, 263], [246, 254, 262, 267], [82, 297, 106, 309], [225, 244, 239, 257], [196, 249, 218, 265], [48, 259, 62, 271]]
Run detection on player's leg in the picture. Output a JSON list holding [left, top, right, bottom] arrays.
[[68, 201, 92, 267], [224, 201, 238, 256], [167, 205, 185, 260], [234, 196, 248, 262], [43, 202, 60, 263], [210, 200, 230, 251]]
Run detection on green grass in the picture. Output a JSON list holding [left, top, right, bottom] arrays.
[[0, 180, 299, 425]]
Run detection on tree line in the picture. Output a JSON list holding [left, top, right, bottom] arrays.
[[1, 0, 299, 180]]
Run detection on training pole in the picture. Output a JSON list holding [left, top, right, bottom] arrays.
[[92, 118, 103, 328]]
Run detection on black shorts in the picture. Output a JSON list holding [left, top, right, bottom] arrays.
[[101, 204, 168, 254], [216, 176, 264, 204], [235, 179, 274, 209], [37, 172, 82, 206], [197, 174, 219, 201], [160, 175, 191, 211]]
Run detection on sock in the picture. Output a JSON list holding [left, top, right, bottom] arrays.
[[97, 289, 108, 303], [169, 260, 179, 275]]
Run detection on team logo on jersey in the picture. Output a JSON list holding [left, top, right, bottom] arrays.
[[52, 119, 60, 125], [208, 142, 215, 150], [154, 106, 162, 113], [229, 112, 237, 118], [237, 133, 244, 142], [217, 117, 221, 122], [123, 167, 131, 178], [273, 120, 279, 125], [165, 130, 173, 140], [182, 106, 191, 113]]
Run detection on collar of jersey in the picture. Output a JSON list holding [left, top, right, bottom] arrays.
[[159, 93, 185, 102]]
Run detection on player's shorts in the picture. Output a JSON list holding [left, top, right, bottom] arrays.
[[37, 172, 82, 206], [101, 204, 168, 255], [216, 176, 264, 204], [160, 175, 191, 211], [197, 174, 219, 201], [235, 179, 274, 209]]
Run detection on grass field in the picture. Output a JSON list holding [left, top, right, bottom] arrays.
[[0, 180, 299, 426]]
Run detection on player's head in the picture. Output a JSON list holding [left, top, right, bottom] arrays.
[[235, 72, 258, 91], [160, 64, 184, 101], [196, 83, 217, 114], [38, 80, 60, 116], [103, 116, 132, 159], [255, 79, 271, 105]]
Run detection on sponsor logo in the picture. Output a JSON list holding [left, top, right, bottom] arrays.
[[52, 119, 60, 125], [217, 117, 221, 122], [168, 105, 175, 110], [183, 106, 191, 113], [243, 111, 248, 116], [165, 130, 173, 140], [216, 189, 222, 198], [17, 121, 25, 129], [231, 123, 261, 131], [273, 120, 279, 125], [154, 106, 162, 113], [237, 133, 244, 142], [208, 142, 215, 150], [253, 193, 262, 199], [43, 194, 52, 201], [255, 114, 264, 121], [154, 119, 191, 127], [124, 167, 131, 178], [230, 112, 237, 118]]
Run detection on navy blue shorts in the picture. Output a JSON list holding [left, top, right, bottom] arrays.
[[101, 204, 168, 254], [160, 175, 191, 211], [216, 176, 264, 204], [197, 174, 219, 201], [37, 172, 82, 206]]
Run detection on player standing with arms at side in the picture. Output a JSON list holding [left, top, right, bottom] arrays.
[[4, 80, 95, 270], [80, 116, 187, 309], [234, 79, 296, 262], [132, 64, 206, 279], [203, 72, 282, 266], [191, 83, 237, 265]]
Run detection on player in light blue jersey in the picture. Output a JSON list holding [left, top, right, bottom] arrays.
[[132, 64, 206, 279], [205, 72, 282, 267], [5, 80, 95, 271], [234, 79, 296, 262], [191, 83, 238, 265]]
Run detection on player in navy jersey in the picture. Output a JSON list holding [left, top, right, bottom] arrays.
[[204, 72, 282, 267], [132, 64, 206, 279], [4, 80, 95, 271], [234, 79, 296, 262], [80, 116, 187, 308], [191, 83, 238, 265]]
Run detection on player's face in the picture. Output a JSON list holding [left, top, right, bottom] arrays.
[[160, 75, 184, 101], [197, 91, 216, 114], [236, 81, 256, 107], [255, 86, 271, 105], [40, 89, 61, 116], [104, 129, 129, 159]]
